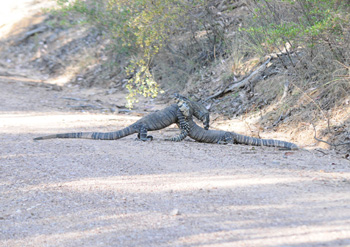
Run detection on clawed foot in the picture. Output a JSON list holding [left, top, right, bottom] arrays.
[[135, 135, 153, 141], [179, 122, 190, 132], [217, 141, 229, 145]]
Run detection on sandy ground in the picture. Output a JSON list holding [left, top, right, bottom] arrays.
[[1, 76, 350, 247], [1, 1, 350, 246]]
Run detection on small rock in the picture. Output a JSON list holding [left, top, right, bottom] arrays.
[[170, 209, 180, 216]]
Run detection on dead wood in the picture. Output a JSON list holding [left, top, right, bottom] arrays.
[[312, 124, 350, 148], [206, 57, 271, 101], [15, 25, 48, 45], [272, 110, 291, 127]]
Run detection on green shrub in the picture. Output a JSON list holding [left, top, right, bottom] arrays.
[[242, 0, 350, 63], [53, 0, 209, 107]]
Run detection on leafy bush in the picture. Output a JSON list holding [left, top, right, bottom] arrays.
[[53, 0, 213, 107], [242, 0, 350, 63], [240, 0, 350, 126]]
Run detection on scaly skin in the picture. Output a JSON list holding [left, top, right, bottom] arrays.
[[166, 93, 209, 142], [34, 97, 208, 141], [174, 93, 209, 130], [174, 95, 298, 150]]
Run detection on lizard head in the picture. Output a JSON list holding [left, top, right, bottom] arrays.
[[178, 100, 191, 119], [173, 93, 190, 103], [174, 93, 191, 118]]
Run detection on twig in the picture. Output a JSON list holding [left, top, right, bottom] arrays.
[[62, 97, 88, 101], [15, 26, 48, 44], [272, 110, 291, 127], [291, 81, 330, 131], [68, 104, 103, 110], [315, 149, 328, 155], [280, 80, 290, 102], [312, 124, 350, 148], [206, 57, 271, 101]]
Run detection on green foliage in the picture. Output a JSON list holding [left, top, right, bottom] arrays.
[[125, 59, 164, 108], [240, 0, 350, 122], [243, 0, 350, 59], [53, 0, 205, 107]]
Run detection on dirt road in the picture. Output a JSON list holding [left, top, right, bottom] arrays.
[[1, 0, 350, 245], [1, 77, 350, 247]]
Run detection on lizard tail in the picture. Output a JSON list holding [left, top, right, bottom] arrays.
[[34, 126, 136, 141], [233, 133, 298, 150]]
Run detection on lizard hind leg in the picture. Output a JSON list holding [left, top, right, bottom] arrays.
[[217, 132, 234, 144], [136, 125, 153, 141]]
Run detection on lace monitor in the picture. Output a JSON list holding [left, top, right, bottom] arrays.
[[34, 98, 209, 141], [175, 93, 209, 130], [173, 94, 298, 150]]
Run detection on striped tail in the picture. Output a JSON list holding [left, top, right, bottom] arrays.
[[233, 133, 298, 150], [34, 126, 135, 141], [167, 130, 188, 142], [166, 107, 191, 142]]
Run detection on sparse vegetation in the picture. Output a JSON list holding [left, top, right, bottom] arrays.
[[45, 0, 350, 148], [52, 0, 220, 107], [51, 0, 349, 109], [242, 0, 350, 94]]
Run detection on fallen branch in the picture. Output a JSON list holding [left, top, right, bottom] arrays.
[[272, 110, 291, 127], [62, 97, 89, 102], [312, 124, 350, 148], [206, 57, 271, 101], [15, 25, 48, 45], [68, 104, 103, 110]]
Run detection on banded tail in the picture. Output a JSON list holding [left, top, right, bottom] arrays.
[[229, 132, 298, 150], [34, 126, 135, 141]]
